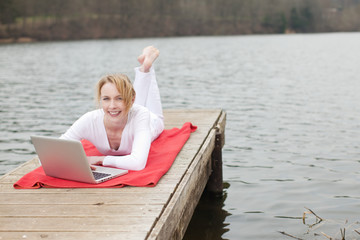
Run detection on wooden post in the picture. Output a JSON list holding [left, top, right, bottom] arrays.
[[206, 110, 226, 196]]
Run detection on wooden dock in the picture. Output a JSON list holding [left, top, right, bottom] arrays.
[[0, 109, 226, 240]]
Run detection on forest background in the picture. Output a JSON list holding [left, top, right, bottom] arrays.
[[1, 0, 360, 42]]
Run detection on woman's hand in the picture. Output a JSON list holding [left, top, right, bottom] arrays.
[[87, 156, 105, 170]]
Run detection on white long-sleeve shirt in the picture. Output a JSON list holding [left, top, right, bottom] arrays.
[[60, 67, 164, 170]]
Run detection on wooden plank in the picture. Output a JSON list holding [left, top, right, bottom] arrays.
[[0, 232, 146, 240], [0, 204, 163, 217], [0, 192, 170, 205], [163, 109, 222, 128], [2, 158, 40, 177], [0, 183, 176, 193], [0, 216, 153, 232]]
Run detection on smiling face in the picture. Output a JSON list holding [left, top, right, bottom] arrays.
[[100, 82, 128, 121], [96, 74, 136, 122]]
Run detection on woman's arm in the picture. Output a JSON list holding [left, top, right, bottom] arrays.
[[60, 111, 100, 141], [101, 108, 152, 171]]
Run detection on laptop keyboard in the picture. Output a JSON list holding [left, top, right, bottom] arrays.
[[92, 171, 111, 180]]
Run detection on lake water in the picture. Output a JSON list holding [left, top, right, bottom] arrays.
[[1, 32, 360, 239]]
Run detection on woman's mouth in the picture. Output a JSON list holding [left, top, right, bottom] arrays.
[[109, 111, 121, 117]]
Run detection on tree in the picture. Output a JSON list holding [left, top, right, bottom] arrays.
[[262, 12, 287, 33], [289, 6, 314, 32], [0, 0, 19, 25]]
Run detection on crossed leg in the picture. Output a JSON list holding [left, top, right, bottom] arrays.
[[133, 46, 163, 120]]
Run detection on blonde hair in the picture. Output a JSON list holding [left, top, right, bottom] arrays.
[[96, 74, 136, 113]]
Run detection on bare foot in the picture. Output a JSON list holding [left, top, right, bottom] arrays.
[[138, 46, 159, 72]]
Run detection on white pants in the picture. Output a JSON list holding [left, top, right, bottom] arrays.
[[133, 66, 164, 140]]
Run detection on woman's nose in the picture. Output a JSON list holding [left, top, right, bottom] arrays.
[[109, 100, 115, 108]]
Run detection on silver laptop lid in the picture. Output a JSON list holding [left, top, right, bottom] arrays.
[[31, 135, 97, 183]]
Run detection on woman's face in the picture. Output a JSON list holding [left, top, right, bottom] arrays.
[[100, 82, 127, 121]]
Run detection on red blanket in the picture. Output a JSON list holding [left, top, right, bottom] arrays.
[[14, 122, 197, 189]]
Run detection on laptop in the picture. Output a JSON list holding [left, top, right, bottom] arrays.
[[30, 135, 128, 184]]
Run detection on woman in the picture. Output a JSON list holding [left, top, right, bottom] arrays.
[[60, 46, 164, 171]]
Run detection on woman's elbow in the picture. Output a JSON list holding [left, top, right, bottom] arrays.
[[131, 158, 147, 171]]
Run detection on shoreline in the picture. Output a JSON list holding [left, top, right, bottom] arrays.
[[0, 37, 36, 44]]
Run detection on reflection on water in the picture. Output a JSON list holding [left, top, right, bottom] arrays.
[[1, 33, 360, 239], [184, 185, 231, 240]]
